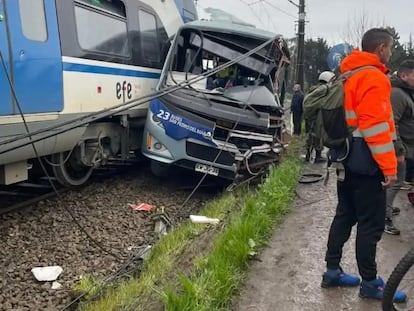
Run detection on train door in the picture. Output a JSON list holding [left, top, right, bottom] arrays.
[[0, 1, 11, 115], [3, 0, 63, 115]]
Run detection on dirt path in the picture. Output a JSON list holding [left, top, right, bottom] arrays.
[[233, 161, 414, 311]]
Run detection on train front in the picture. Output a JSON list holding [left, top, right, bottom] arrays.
[[142, 20, 290, 180]]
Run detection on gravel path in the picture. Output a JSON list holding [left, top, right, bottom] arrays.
[[0, 163, 216, 311]]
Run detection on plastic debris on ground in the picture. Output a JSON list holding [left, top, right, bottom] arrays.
[[139, 245, 152, 259], [51, 281, 62, 290], [152, 206, 171, 236], [128, 202, 155, 211], [31, 266, 63, 282], [190, 215, 220, 224]]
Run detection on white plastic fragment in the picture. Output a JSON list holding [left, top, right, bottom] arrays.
[[190, 215, 220, 224], [154, 219, 168, 235], [51, 281, 62, 290], [31, 266, 63, 282], [139, 245, 152, 260]]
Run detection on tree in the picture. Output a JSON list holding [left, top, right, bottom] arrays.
[[405, 33, 414, 59], [303, 38, 330, 89], [341, 9, 409, 72], [341, 8, 386, 48], [387, 27, 407, 72]]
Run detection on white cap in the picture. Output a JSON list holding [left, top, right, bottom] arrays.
[[318, 71, 335, 83]]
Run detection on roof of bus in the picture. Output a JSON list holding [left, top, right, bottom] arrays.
[[181, 20, 283, 41]]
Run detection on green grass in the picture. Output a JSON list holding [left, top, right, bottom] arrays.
[[80, 138, 303, 311], [162, 155, 301, 311]]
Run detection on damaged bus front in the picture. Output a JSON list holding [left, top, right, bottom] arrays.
[[142, 20, 290, 180]]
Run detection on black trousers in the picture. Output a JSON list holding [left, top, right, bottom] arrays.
[[292, 111, 302, 135], [325, 169, 385, 281], [406, 158, 414, 182]]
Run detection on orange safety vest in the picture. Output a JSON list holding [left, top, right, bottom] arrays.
[[340, 49, 397, 176]]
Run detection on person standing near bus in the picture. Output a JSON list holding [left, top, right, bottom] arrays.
[[321, 28, 406, 303], [291, 83, 304, 136], [384, 59, 414, 235]]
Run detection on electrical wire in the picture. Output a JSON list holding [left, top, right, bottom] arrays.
[[58, 31, 286, 311], [263, 0, 297, 19], [42, 144, 76, 167], [124, 30, 287, 311], [0, 36, 278, 156], [1, 21, 290, 311], [260, 0, 279, 33], [59, 245, 151, 311], [0, 51, 123, 261]]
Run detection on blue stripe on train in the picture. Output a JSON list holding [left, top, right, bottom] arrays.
[[62, 62, 161, 79]]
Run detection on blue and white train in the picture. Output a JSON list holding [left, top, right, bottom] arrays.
[[0, 0, 197, 186]]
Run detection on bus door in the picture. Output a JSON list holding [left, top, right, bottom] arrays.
[[4, 0, 63, 114]]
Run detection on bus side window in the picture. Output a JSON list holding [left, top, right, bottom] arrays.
[[19, 0, 47, 42]]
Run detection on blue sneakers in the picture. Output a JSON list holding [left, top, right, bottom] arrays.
[[359, 277, 407, 303], [321, 268, 361, 288]]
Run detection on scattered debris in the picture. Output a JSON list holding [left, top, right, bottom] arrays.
[[128, 202, 155, 211], [51, 281, 62, 290], [139, 245, 152, 260], [190, 215, 220, 224], [31, 266, 63, 282], [152, 206, 171, 236]]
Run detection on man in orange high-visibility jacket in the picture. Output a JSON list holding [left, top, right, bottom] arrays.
[[321, 28, 406, 303]]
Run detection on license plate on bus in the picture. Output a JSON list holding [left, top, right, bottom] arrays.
[[194, 163, 219, 176]]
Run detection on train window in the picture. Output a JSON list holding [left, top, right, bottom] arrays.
[[19, 0, 47, 42], [74, 0, 130, 57], [138, 10, 160, 65]]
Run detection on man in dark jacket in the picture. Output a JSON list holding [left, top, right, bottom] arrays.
[[385, 59, 414, 235], [291, 83, 304, 135]]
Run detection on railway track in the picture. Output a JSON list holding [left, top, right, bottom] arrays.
[[0, 158, 143, 215], [0, 182, 68, 215], [0, 159, 220, 311]]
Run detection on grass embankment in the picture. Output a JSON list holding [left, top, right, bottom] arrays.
[[81, 138, 303, 311]]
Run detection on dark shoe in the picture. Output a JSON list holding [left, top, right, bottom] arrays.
[[314, 151, 326, 163], [321, 268, 360, 288], [315, 156, 326, 163], [359, 277, 406, 302], [400, 181, 412, 190], [384, 221, 401, 235], [305, 150, 311, 162], [392, 207, 400, 216]]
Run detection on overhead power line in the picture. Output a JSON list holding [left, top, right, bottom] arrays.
[[262, 0, 297, 19], [287, 0, 299, 8]]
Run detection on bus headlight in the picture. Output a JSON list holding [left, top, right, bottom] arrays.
[[152, 114, 165, 129]]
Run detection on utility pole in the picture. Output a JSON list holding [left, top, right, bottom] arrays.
[[296, 0, 305, 89]]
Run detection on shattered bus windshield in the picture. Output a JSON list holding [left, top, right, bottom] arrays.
[[142, 20, 291, 180]]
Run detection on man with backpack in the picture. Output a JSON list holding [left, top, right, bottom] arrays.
[[321, 28, 406, 303], [304, 71, 335, 162], [384, 60, 414, 235]]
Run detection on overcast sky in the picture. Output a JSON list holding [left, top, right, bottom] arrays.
[[196, 0, 413, 47]]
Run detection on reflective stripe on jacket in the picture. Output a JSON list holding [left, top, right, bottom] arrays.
[[340, 49, 397, 176]]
